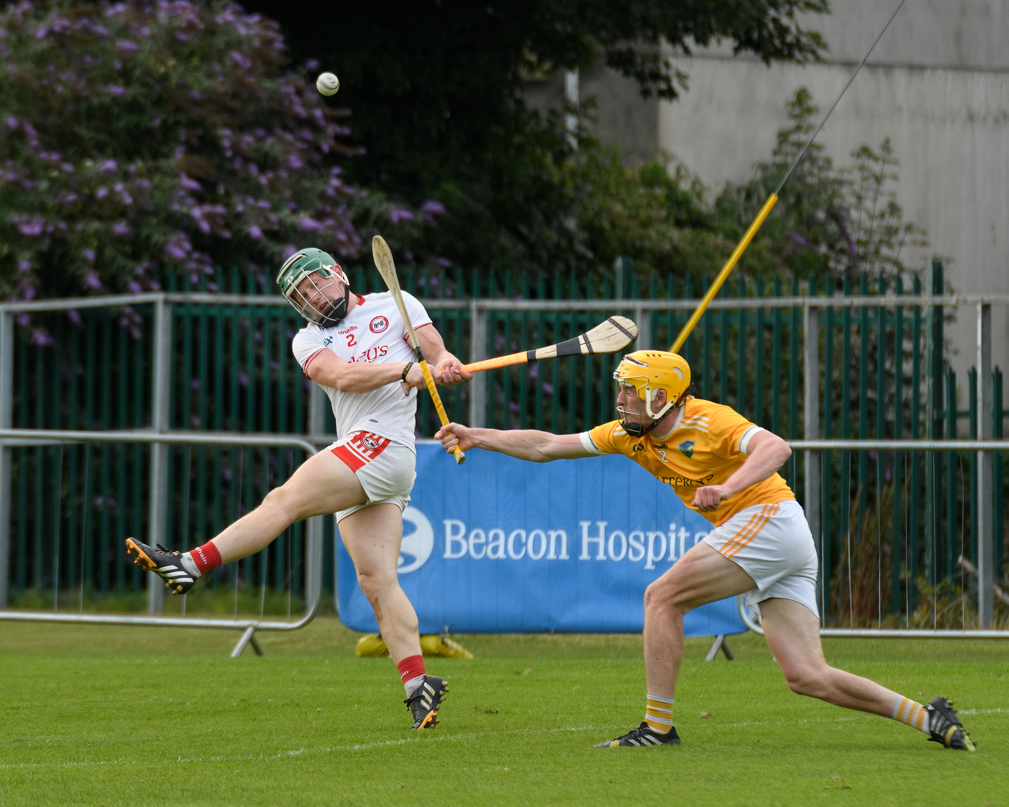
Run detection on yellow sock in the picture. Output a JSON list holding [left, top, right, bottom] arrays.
[[644, 694, 674, 734], [891, 696, 929, 735]]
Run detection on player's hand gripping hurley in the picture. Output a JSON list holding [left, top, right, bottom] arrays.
[[372, 235, 465, 465]]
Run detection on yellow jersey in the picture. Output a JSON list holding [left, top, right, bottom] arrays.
[[582, 397, 795, 526]]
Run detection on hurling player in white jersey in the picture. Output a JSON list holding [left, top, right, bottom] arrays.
[[126, 247, 470, 731], [436, 350, 976, 751]]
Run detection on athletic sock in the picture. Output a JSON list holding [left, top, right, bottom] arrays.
[[397, 654, 427, 696], [644, 694, 674, 734], [184, 541, 223, 576], [891, 696, 930, 735]]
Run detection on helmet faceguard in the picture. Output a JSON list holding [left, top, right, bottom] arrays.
[[276, 248, 351, 327], [613, 350, 691, 437]]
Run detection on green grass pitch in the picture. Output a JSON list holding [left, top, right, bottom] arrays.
[[0, 619, 1005, 806]]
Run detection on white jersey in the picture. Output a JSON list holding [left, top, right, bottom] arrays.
[[291, 290, 432, 450]]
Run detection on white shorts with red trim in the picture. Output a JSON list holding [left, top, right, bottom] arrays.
[[703, 499, 819, 618], [329, 431, 416, 522]]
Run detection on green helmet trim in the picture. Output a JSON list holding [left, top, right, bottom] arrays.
[[276, 248, 350, 326]]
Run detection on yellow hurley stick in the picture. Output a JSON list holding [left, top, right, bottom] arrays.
[[372, 235, 465, 465], [670, 0, 909, 354], [670, 194, 777, 353]]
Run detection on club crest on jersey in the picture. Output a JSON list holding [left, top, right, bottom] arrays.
[[362, 435, 380, 450], [369, 316, 389, 334], [679, 440, 695, 458]]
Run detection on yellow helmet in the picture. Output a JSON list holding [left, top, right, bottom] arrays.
[[613, 350, 691, 435]]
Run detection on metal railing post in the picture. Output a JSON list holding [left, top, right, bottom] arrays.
[[635, 305, 651, 352], [308, 384, 327, 442], [469, 301, 487, 427], [803, 304, 822, 606], [0, 311, 13, 608], [147, 296, 172, 615], [976, 303, 993, 627]]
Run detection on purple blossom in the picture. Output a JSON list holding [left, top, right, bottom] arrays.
[[229, 50, 252, 70], [247, 225, 263, 240], [299, 217, 321, 231], [4, 116, 17, 129], [84, 249, 96, 264], [179, 173, 202, 192], [116, 40, 140, 53], [16, 314, 30, 328], [20, 283, 37, 301], [84, 272, 103, 290], [67, 309, 82, 326], [165, 233, 192, 260], [15, 216, 45, 236], [190, 207, 210, 234], [128, 281, 142, 293], [31, 330, 54, 347], [421, 199, 447, 218], [389, 207, 415, 224], [96, 187, 109, 200], [18, 260, 31, 273], [107, 86, 126, 97], [112, 222, 131, 236], [237, 371, 249, 387]]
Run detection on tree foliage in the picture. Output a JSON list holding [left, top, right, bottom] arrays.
[[244, 0, 830, 276], [0, 0, 443, 340], [542, 88, 924, 289], [714, 88, 926, 284]]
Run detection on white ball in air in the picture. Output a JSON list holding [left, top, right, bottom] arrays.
[[316, 72, 340, 96]]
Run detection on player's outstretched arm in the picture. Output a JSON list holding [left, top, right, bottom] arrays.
[[435, 423, 591, 463]]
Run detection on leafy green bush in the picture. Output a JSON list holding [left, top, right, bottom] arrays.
[[554, 88, 926, 290], [0, 0, 444, 340]]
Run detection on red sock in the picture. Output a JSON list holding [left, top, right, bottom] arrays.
[[396, 654, 426, 685], [191, 541, 222, 573]]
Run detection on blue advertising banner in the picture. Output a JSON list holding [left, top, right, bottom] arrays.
[[337, 443, 746, 637]]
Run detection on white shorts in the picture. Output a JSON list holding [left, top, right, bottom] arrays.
[[703, 500, 819, 618], [328, 431, 416, 522]]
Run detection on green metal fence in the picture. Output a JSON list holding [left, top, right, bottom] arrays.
[[2, 262, 1007, 628]]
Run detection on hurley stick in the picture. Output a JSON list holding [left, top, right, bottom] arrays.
[[372, 236, 465, 464], [462, 316, 638, 373]]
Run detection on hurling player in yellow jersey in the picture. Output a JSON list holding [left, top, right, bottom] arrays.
[[436, 350, 975, 751]]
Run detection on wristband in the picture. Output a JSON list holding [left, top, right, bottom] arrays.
[[400, 361, 413, 382]]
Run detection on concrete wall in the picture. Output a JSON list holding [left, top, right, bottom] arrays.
[[528, 0, 1009, 385]]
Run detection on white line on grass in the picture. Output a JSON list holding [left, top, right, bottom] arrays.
[[0, 725, 604, 771], [2, 710, 1002, 771]]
